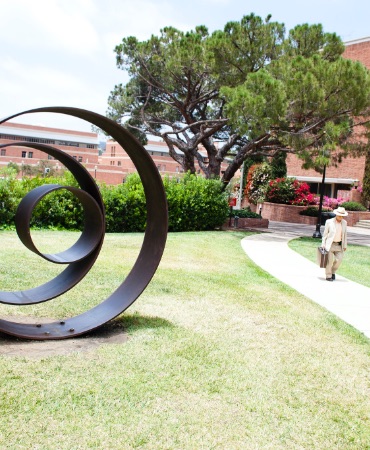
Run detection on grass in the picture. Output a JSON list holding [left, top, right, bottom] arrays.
[[1, 230, 370, 449], [289, 237, 370, 288]]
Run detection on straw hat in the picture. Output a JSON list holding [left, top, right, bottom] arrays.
[[333, 206, 348, 216]]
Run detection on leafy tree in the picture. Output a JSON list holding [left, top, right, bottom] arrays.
[[108, 15, 370, 187], [362, 149, 370, 205], [270, 151, 287, 179]]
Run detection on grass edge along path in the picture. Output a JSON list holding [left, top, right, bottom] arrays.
[[0, 230, 370, 449], [289, 236, 370, 289]]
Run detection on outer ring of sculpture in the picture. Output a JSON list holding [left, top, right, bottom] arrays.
[[0, 107, 168, 340]]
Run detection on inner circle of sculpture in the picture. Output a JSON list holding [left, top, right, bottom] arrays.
[[0, 107, 168, 340]]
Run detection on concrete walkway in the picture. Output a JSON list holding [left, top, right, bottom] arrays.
[[241, 221, 370, 339]]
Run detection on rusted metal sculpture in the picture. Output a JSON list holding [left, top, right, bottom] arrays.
[[0, 107, 168, 340]]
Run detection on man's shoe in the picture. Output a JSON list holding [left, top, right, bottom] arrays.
[[326, 277, 333, 281], [332, 274, 336, 280]]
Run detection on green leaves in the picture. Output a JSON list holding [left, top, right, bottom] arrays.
[[284, 24, 344, 61], [108, 13, 370, 185], [221, 70, 287, 136]]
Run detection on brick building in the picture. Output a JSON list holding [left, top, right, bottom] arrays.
[[101, 139, 229, 182], [0, 122, 229, 184], [286, 36, 370, 199], [0, 121, 99, 179]]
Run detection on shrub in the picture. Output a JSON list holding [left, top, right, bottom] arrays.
[[299, 206, 333, 217], [101, 174, 147, 232], [0, 173, 229, 232], [265, 178, 296, 204], [230, 207, 261, 218], [266, 177, 320, 206], [322, 196, 344, 209], [163, 173, 229, 232], [340, 201, 367, 211], [31, 189, 84, 230], [244, 163, 272, 205]]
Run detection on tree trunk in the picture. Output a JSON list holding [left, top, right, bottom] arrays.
[[183, 152, 196, 174]]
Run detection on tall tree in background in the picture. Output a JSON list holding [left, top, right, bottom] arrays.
[[362, 149, 370, 205], [108, 15, 370, 187]]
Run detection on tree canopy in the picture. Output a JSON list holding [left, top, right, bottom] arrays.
[[107, 14, 370, 186]]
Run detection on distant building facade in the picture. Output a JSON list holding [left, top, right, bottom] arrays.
[[0, 121, 99, 178], [0, 122, 230, 184]]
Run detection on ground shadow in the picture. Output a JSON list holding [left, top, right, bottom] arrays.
[[0, 313, 174, 358]]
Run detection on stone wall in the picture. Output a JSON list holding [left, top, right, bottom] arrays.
[[260, 202, 316, 225], [223, 217, 269, 229]]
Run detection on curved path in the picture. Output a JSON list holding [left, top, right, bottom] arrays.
[[241, 222, 370, 339]]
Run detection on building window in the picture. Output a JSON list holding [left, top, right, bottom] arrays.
[[117, 161, 121, 166], [110, 161, 115, 166], [78, 156, 83, 163], [28, 151, 33, 158], [157, 164, 161, 171], [0, 149, 6, 156], [111, 146, 116, 157], [22, 151, 26, 158]]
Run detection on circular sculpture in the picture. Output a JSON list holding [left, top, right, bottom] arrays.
[[0, 107, 168, 340]]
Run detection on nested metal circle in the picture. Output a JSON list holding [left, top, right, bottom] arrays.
[[15, 184, 104, 264], [0, 107, 168, 339]]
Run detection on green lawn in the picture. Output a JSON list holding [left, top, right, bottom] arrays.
[[0, 230, 370, 449], [289, 237, 370, 288]]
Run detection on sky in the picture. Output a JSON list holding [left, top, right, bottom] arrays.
[[1, 0, 370, 134]]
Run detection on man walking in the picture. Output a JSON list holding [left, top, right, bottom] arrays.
[[321, 206, 348, 281]]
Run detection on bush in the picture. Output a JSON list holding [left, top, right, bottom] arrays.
[[265, 177, 318, 206], [230, 207, 261, 218], [0, 173, 229, 232], [299, 206, 333, 217], [340, 201, 367, 211], [101, 174, 147, 232], [163, 173, 229, 232], [265, 178, 296, 204], [31, 190, 84, 230], [244, 163, 272, 205]]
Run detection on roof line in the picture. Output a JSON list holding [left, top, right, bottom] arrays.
[[344, 36, 370, 46]]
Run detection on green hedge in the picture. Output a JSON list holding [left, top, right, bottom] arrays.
[[162, 174, 229, 232], [229, 207, 261, 218], [299, 206, 333, 217], [339, 201, 367, 212], [0, 172, 229, 232]]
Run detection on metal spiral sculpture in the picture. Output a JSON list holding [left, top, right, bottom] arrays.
[[0, 107, 168, 340]]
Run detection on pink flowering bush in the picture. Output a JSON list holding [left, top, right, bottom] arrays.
[[322, 196, 345, 209]]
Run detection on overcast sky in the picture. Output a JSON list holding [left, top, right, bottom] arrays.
[[1, 0, 369, 133]]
